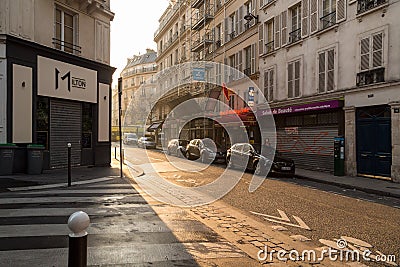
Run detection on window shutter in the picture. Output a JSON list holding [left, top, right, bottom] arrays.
[[103, 23, 110, 63], [318, 52, 326, 93], [327, 49, 335, 91], [252, 0, 256, 27], [294, 60, 300, 97], [274, 15, 281, 49], [251, 43, 256, 74], [301, 0, 309, 37], [259, 23, 264, 55], [372, 32, 383, 68], [310, 0, 318, 34], [288, 62, 293, 98], [238, 50, 242, 73], [224, 17, 229, 43], [360, 37, 370, 71], [238, 6, 244, 34], [281, 11, 287, 46], [269, 68, 274, 101], [264, 70, 269, 99], [235, 10, 239, 35], [224, 57, 228, 82], [336, 0, 346, 23]]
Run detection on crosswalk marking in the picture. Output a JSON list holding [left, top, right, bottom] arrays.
[[0, 177, 247, 266]]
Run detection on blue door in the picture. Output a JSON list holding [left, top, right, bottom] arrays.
[[356, 106, 391, 178]]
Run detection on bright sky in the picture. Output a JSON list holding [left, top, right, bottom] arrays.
[[110, 1, 170, 88]]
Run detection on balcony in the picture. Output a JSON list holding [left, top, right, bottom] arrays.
[[357, 0, 387, 15], [192, 5, 214, 31], [265, 41, 274, 54], [191, 33, 213, 52], [215, 39, 221, 49], [356, 67, 385, 86], [229, 31, 236, 41], [288, 28, 301, 44], [52, 38, 81, 55], [244, 68, 251, 77], [320, 11, 336, 30]]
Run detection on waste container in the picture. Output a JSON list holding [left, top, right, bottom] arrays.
[[27, 144, 45, 175], [0, 143, 16, 175], [334, 137, 345, 176]]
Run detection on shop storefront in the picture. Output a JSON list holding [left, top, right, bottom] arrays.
[[258, 100, 344, 172], [3, 36, 115, 170]]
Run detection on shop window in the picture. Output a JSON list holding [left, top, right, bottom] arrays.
[[82, 103, 92, 149], [318, 112, 338, 125], [36, 97, 49, 149]]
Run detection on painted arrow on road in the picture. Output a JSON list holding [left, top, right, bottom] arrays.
[[250, 210, 311, 230]]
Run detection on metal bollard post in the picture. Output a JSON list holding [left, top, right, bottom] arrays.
[[68, 143, 72, 187], [68, 211, 90, 267], [121, 149, 124, 164], [114, 146, 117, 159]]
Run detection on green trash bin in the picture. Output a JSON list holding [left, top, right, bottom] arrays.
[[27, 144, 45, 175], [0, 144, 16, 175]]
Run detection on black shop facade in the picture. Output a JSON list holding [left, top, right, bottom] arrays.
[[5, 36, 115, 170]]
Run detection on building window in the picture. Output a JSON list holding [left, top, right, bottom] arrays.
[[287, 59, 301, 98], [320, 0, 336, 29], [264, 66, 275, 102], [229, 13, 236, 40], [357, 0, 387, 15], [265, 19, 274, 53], [54, 7, 79, 54], [357, 31, 385, 86], [244, 46, 251, 76], [289, 4, 301, 44], [229, 55, 236, 81], [318, 47, 335, 93]]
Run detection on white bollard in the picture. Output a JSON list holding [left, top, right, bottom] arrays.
[[68, 211, 90, 267]]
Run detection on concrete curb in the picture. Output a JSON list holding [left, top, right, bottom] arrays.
[[124, 160, 144, 177], [295, 174, 400, 199]]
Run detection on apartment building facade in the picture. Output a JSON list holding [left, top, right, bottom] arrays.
[[119, 49, 157, 134], [257, 0, 400, 181], [0, 0, 115, 169], [153, 0, 261, 148]]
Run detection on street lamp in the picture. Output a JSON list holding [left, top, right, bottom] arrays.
[[244, 13, 259, 22], [118, 77, 123, 178]]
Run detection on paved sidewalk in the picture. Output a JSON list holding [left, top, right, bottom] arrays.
[[295, 168, 400, 198]]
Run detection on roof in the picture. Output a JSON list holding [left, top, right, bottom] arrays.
[[123, 51, 157, 70]]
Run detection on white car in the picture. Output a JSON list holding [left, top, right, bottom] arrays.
[[137, 137, 156, 149]]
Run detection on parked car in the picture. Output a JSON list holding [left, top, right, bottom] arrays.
[[123, 133, 138, 145], [226, 143, 295, 176], [185, 138, 227, 163], [167, 139, 188, 157], [137, 136, 156, 149]]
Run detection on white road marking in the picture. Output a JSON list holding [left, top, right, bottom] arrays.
[[250, 210, 311, 230], [8, 177, 115, 191]]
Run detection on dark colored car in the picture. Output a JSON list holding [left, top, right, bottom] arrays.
[[226, 143, 295, 176], [167, 139, 188, 157], [137, 137, 156, 149], [185, 138, 227, 163]]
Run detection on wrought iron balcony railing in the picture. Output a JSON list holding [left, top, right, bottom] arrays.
[[356, 67, 385, 86], [320, 11, 336, 30], [357, 0, 387, 14], [265, 41, 274, 54], [52, 38, 81, 54], [244, 68, 251, 76], [288, 28, 301, 44]]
